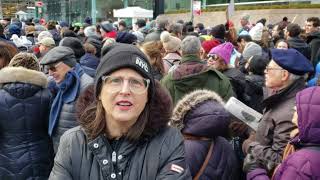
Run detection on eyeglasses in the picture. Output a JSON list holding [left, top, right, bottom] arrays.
[[46, 62, 62, 72], [101, 75, 150, 94], [265, 67, 284, 72]]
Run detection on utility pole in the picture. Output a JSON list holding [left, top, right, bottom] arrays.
[[190, 0, 194, 23], [91, 0, 96, 24], [0, 0, 3, 19], [123, 0, 128, 8]]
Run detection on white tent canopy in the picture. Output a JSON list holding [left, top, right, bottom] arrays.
[[15, 11, 28, 21], [113, 6, 153, 18]]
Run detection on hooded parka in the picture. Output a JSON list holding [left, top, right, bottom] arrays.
[[0, 67, 53, 179]]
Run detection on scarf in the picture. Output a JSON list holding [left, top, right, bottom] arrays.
[[48, 64, 83, 136]]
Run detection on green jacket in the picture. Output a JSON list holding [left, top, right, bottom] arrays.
[[161, 54, 234, 105]]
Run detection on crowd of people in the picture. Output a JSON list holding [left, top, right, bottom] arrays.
[[0, 13, 320, 180]]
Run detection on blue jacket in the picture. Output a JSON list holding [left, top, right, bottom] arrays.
[[48, 65, 93, 153], [80, 53, 100, 70], [0, 67, 53, 179]]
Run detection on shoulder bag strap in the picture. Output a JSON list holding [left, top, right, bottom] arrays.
[[193, 141, 214, 180]]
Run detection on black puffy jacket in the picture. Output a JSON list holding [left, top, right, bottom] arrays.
[[0, 67, 53, 180]]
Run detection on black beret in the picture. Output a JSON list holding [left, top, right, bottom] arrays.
[[271, 48, 313, 75]]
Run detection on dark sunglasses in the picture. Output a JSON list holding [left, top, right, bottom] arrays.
[[207, 54, 218, 60]]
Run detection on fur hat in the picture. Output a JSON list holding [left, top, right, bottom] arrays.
[[242, 42, 262, 60], [209, 42, 234, 64], [160, 31, 181, 53], [9, 52, 40, 71], [249, 22, 263, 41]]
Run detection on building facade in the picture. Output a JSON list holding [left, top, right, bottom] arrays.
[[44, 0, 153, 24], [0, 0, 34, 19]]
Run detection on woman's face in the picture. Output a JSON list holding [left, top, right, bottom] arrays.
[[207, 54, 227, 71], [272, 25, 279, 37], [276, 41, 288, 49], [99, 68, 149, 126]]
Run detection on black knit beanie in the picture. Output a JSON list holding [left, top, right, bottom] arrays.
[[95, 43, 155, 99]]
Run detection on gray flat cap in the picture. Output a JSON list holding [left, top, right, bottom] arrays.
[[40, 46, 77, 67]]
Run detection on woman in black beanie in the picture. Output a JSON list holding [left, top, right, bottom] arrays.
[[49, 44, 191, 180]]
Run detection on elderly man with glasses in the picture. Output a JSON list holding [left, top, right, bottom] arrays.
[[242, 48, 313, 179], [40, 46, 93, 153]]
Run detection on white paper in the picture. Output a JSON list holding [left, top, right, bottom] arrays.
[[224, 97, 262, 131]]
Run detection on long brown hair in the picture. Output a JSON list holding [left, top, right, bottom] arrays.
[[78, 83, 151, 141], [141, 41, 165, 75], [0, 42, 18, 69]]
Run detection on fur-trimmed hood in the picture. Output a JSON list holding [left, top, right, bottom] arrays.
[[171, 89, 230, 138], [76, 81, 173, 140], [0, 67, 48, 88]]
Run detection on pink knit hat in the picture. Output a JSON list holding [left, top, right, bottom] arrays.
[[208, 42, 234, 64]]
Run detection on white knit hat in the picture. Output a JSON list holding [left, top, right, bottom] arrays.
[[160, 31, 181, 53], [249, 22, 264, 41]]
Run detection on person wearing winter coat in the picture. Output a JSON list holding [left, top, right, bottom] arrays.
[[160, 31, 182, 73], [246, 86, 320, 180], [0, 53, 53, 179], [40, 46, 93, 153], [208, 42, 246, 103], [80, 43, 100, 70], [285, 23, 311, 60], [305, 17, 320, 67], [47, 20, 61, 46], [140, 41, 165, 80], [161, 36, 233, 105], [242, 49, 314, 177], [307, 62, 320, 87], [171, 90, 240, 180], [243, 55, 269, 113], [49, 44, 191, 180], [144, 16, 169, 42]]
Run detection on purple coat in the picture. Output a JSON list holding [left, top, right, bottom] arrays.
[[171, 90, 240, 180], [247, 87, 320, 180]]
